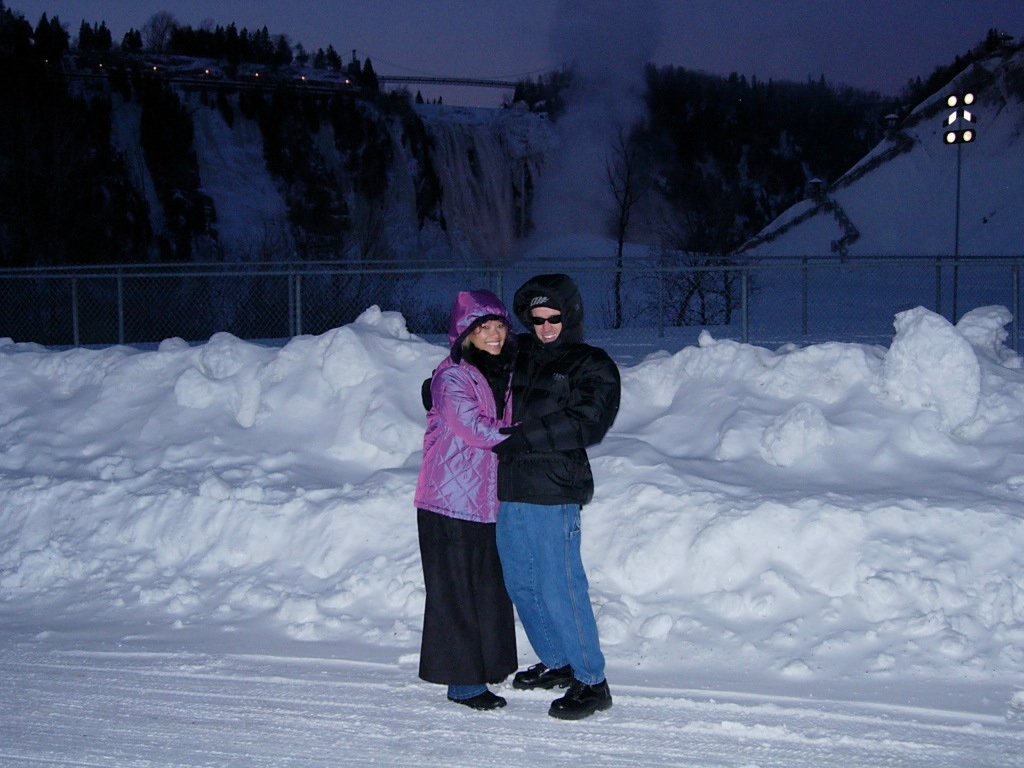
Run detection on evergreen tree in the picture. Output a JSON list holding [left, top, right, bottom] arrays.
[[1, 3, 35, 59], [121, 28, 142, 53], [237, 27, 251, 60], [273, 34, 292, 66], [361, 58, 379, 98], [643, 63, 891, 252], [252, 26, 272, 62], [224, 23, 240, 67], [325, 44, 341, 72], [34, 13, 69, 61], [94, 21, 111, 51], [77, 19, 93, 50], [0, 30, 151, 267]]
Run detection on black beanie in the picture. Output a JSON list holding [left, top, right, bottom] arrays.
[[527, 294, 563, 313]]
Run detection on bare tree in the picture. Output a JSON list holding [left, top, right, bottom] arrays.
[[652, 210, 744, 328], [605, 123, 651, 328], [350, 196, 390, 262], [141, 11, 176, 53]]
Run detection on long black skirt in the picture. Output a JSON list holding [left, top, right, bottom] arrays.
[[417, 509, 518, 685]]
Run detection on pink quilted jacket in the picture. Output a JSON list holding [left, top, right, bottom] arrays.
[[414, 290, 513, 523]]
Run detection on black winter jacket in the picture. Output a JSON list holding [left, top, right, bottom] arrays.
[[496, 274, 620, 506]]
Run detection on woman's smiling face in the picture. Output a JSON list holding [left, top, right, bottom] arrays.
[[466, 320, 508, 355]]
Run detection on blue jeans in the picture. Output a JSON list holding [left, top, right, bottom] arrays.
[[495, 501, 605, 685], [447, 684, 487, 700]]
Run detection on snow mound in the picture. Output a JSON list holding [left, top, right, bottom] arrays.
[[2, 303, 1024, 683], [880, 306, 981, 431]]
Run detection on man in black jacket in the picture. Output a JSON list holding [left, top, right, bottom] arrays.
[[492, 273, 621, 720]]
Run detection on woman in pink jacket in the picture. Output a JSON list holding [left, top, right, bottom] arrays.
[[414, 289, 517, 710]]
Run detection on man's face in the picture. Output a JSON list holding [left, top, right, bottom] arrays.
[[530, 307, 563, 344]]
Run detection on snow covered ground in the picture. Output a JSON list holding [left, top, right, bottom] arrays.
[[2, 299, 1024, 766], [3, 631, 1021, 767]]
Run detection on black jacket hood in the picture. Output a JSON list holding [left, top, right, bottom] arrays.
[[512, 273, 585, 344]]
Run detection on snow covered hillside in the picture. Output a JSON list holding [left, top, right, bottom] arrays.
[[742, 46, 1024, 257]]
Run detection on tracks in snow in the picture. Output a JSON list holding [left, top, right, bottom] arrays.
[[2, 645, 1022, 768]]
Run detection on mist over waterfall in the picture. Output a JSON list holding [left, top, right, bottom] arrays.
[[529, 0, 663, 244]]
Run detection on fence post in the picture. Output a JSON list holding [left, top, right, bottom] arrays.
[[741, 267, 749, 344], [117, 271, 125, 345], [294, 273, 303, 338], [657, 263, 665, 339], [801, 258, 809, 335], [71, 277, 80, 347], [287, 272, 294, 337], [1013, 263, 1020, 354]]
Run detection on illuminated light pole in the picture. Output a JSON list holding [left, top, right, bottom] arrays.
[[943, 92, 977, 322]]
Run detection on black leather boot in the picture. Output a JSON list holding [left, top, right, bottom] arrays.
[[548, 679, 612, 720], [447, 690, 507, 710], [512, 662, 574, 690]]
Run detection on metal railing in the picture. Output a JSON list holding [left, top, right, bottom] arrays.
[[2, 255, 1021, 353]]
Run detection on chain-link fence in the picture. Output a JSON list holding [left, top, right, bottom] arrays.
[[2, 256, 1021, 353]]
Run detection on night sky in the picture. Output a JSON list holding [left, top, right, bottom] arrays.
[[8, 0, 1022, 106]]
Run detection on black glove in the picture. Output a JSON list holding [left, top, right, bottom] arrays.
[[421, 377, 433, 411], [492, 425, 530, 455]]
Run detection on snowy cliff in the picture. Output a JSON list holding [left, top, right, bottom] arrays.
[[131, 83, 556, 262]]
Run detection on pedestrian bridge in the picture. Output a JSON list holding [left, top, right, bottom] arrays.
[[377, 75, 517, 89]]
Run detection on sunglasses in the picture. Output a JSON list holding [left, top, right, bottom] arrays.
[[530, 314, 562, 326]]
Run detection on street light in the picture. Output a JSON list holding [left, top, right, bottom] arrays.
[[944, 92, 976, 144], [943, 91, 977, 322]]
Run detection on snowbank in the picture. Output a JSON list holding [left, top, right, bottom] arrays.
[[1, 304, 1024, 687]]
